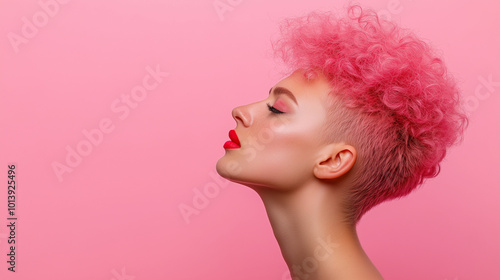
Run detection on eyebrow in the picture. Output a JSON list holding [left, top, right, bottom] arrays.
[[268, 86, 298, 105]]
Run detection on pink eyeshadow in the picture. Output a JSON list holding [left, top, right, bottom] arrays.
[[273, 99, 289, 112]]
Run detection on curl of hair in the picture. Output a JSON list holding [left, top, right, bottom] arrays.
[[272, 5, 469, 224]]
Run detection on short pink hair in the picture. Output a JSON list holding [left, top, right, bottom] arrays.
[[272, 5, 469, 224]]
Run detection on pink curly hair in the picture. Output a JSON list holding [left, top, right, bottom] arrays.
[[272, 4, 469, 224]]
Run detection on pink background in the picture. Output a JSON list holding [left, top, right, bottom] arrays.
[[0, 0, 499, 279]]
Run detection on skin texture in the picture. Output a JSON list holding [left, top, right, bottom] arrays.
[[216, 70, 385, 280]]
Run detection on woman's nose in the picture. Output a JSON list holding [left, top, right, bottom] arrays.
[[232, 104, 252, 127]]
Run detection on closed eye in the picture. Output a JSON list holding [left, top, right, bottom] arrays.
[[267, 103, 284, 114]]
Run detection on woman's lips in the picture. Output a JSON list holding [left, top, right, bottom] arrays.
[[223, 129, 241, 149]]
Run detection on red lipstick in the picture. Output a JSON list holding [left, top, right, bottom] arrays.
[[224, 129, 241, 149]]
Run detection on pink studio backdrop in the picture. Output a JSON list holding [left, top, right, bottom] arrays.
[[0, 0, 499, 279]]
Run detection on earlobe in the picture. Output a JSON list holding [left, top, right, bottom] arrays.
[[313, 144, 357, 180]]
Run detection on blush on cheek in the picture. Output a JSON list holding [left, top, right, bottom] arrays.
[[273, 99, 289, 112]]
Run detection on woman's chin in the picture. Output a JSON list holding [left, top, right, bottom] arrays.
[[216, 166, 245, 185], [216, 160, 258, 188], [216, 157, 241, 180]]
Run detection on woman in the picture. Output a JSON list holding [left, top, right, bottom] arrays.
[[216, 5, 468, 279]]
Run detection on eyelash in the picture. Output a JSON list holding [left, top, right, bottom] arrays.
[[266, 103, 284, 114]]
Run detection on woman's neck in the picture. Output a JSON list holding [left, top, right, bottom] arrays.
[[254, 183, 384, 280]]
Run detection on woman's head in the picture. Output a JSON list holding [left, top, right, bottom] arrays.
[[217, 4, 468, 224]]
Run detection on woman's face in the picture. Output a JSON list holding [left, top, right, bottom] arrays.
[[216, 70, 333, 190]]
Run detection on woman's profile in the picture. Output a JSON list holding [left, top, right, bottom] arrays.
[[216, 4, 468, 279]]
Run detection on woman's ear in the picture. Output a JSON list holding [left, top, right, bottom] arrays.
[[313, 143, 357, 180]]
